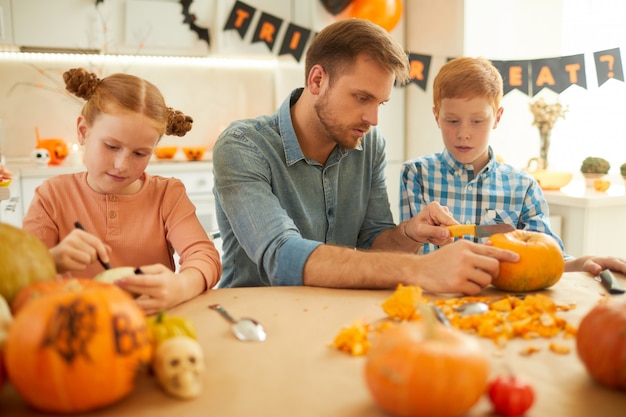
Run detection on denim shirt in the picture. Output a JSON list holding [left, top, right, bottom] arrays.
[[212, 88, 396, 287]]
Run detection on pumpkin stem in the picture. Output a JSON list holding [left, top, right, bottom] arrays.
[[418, 302, 448, 338], [156, 311, 165, 324]]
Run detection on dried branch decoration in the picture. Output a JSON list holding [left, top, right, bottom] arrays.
[[529, 98, 568, 134]]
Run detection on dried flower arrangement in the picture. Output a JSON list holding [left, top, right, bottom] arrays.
[[529, 98, 568, 134], [528, 98, 569, 170]]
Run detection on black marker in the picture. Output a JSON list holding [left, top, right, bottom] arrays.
[[73, 221, 111, 270]]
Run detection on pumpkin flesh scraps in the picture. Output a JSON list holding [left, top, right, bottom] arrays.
[[330, 285, 577, 356]]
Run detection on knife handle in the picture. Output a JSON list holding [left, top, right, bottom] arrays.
[[599, 270, 625, 295], [447, 224, 475, 237]]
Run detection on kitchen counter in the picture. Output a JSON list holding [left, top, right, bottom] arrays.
[[2, 272, 626, 416], [543, 180, 626, 258]]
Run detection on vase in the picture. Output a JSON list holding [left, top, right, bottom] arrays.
[[583, 173, 605, 188], [538, 129, 551, 170]]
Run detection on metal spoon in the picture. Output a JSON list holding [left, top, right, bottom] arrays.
[[456, 295, 527, 317], [209, 304, 266, 342], [456, 302, 489, 317]]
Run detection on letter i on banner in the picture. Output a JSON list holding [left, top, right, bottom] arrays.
[[594, 47, 625, 86], [278, 23, 312, 62]]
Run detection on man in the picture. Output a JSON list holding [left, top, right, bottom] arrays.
[[212, 19, 518, 294]]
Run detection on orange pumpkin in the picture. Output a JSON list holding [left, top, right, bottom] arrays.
[[576, 298, 626, 391], [489, 230, 564, 292], [11, 278, 109, 315], [364, 321, 489, 417], [4, 284, 152, 413]]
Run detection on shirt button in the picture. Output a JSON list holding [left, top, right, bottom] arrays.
[[108, 195, 117, 201], [465, 220, 472, 224], [327, 209, 333, 216], [468, 185, 473, 191], [109, 211, 117, 219]]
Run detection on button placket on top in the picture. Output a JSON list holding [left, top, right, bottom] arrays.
[[106, 194, 121, 237], [321, 166, 335, 243]]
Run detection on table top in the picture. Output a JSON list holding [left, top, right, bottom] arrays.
[[2, 271, 626, 417], [544, 180, 626, 208]]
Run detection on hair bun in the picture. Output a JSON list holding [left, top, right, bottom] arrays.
[[166, 108, 193, 137], [63, 68, 100, 100]]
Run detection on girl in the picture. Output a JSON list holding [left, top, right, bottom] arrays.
[[23, 68, 221, 314]]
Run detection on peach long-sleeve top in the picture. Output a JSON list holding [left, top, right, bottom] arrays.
[[22, 172, 221, 290]]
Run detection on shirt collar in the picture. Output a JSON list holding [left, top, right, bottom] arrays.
[[442, 146, 496, 176]]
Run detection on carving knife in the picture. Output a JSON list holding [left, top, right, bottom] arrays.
[[598, 270, 625, 295], [446, 223, 515, 238]]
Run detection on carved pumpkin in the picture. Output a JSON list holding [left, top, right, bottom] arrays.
[[576, 298, 626, 391], [0, 223, 56, 305], [364, 320, 489, 417], [489, 230, 564, 292], [11, 278, 109, 315], [4, 284, 152, 413]]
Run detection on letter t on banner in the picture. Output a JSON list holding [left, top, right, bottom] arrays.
[[594, 48, 624, 86], [223, 0, 256, 39]]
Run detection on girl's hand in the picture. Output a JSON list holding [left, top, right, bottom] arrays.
[[114, 264, 206, 316], [50, 229, 111, 273]]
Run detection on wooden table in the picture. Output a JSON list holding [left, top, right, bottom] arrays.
[[2, 271, 626, 417]]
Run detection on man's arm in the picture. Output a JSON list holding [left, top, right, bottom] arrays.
[[303, 239, 520, 295]]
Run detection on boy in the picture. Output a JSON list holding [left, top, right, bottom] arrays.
[[400, 57, 626, 276]]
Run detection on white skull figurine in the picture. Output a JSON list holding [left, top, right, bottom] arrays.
[[153, 336, 205, 400], [32, 148, 50, 167]]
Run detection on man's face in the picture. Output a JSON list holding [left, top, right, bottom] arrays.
[[314, 54, 395, 150]]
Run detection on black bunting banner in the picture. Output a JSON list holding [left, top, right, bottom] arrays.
[[223, 0, 257, 40], [491, 60, 530, 96], [594, 48, 624, 86], [251, 12, 283, 52], [408, 53, 432, 91], [279, 23, 312, 62], [221, 1, 625, 92]]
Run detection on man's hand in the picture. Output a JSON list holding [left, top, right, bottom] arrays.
[[414, 239, 520, 295], [404, 201, 458, 246]]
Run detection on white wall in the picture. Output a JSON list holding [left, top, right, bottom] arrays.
[[405, 0, 626, 183]]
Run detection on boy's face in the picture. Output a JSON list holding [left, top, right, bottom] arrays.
[[433, 96, 503, 171]]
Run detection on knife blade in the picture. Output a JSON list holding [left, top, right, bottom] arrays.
[[446, 223, 515, 238], [598, 270, 625, 295]]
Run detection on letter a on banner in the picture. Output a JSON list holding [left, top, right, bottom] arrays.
[[594, 47, 624, 86], [223, 0, 257, 39]]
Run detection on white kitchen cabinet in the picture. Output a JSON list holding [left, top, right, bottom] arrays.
[[7, 0, 210, 56], [11, 0, 104, 52], [0, 0, 13, 46], [544, 183, 626, 258]]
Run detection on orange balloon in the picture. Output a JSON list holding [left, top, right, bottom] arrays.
[[347, 0, 403, 32]]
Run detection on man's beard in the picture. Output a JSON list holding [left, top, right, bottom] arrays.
[[314, 92, 369, 150]]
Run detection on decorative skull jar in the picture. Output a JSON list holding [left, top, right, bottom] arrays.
[[153, 336, 205, 400]]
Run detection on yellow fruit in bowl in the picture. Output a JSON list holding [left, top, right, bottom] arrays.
[[593, 178, 611, 192]]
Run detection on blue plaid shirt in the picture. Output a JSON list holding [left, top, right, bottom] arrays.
[[399, 146, 568, 257]]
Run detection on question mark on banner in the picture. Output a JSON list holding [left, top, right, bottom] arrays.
[[600, 54, 615, 78]]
